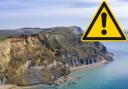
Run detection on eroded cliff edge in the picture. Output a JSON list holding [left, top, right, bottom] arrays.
[[0, 26, 113, 86]]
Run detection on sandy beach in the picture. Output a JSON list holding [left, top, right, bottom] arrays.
[[0, 85, 17, 89], [55, 60, 108, 84], [70, 60, 108, 71]]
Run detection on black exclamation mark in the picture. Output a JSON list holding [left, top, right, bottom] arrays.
[[101, 12, 107, 35]]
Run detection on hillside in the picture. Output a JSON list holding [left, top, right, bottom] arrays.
[[0, 26, 113, 86]]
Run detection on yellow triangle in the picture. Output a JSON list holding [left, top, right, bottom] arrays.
[[81, 1, 126, 42]]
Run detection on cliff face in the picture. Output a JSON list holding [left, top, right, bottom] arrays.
[[0, 36, 68, 85], [0, 26, 113, 85]]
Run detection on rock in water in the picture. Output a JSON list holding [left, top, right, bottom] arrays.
[[0, 26, 113, 86]]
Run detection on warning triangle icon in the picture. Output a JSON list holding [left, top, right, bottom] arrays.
[[81, 1, 126, 42]]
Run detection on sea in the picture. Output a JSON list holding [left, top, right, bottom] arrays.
[[15, 42, 128, 89]]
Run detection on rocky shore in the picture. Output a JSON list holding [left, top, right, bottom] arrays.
[[0, 26, 113, 86]]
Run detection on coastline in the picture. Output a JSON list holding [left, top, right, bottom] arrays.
[[1, 60, 109, 89], [51, 60, 109, 85], [70, 60, 108, 71], [0, 85, 17, 89]]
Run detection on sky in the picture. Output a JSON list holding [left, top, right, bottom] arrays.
[[0, 0, 128, 30]]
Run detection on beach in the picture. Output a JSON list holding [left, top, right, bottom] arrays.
[[70, 60, 108, 71], [0, 85, 16, 89]]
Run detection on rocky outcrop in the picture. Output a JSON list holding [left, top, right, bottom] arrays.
[[0, 26, 113, 86]]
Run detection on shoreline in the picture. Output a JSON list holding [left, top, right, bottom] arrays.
[[1, 60, 109, 89], [54, 60, 108, 85], [0, 85, 17, 89], [70, 60, 108, 71]]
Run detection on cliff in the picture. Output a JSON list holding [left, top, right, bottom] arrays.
[[0, 26, 113, 86]]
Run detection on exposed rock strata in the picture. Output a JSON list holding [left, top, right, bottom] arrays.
[[0, 26, 113, 85]]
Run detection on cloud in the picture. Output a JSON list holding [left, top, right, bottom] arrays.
[[0, 0, 99, 12], [118, 0, 128, 2], [0, 0, 128, 30]]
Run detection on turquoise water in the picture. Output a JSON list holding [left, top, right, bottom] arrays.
[[18, 42, 128, 89]]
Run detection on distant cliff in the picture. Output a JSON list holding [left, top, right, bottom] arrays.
[[0, 26, 113, 86]]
